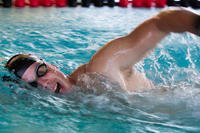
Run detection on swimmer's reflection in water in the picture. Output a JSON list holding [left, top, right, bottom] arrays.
[[4, 8, 200, 94]]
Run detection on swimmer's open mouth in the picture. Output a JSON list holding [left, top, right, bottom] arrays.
[[55, 83, 61, 93]]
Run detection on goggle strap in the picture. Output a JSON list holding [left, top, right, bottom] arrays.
[[13, 59, 36, 78]]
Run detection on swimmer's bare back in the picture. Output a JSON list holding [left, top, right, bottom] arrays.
[[70, 8, 200, 92]]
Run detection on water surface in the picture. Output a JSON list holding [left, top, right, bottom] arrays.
[[1, 7, 200, 133]]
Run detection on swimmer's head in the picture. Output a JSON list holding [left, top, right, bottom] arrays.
[[5, 54, 73, 93]]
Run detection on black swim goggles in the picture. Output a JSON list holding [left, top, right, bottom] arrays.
[[29, 61, 48, 87]]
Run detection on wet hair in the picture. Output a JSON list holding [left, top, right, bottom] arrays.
[[5, 54, 38, 78]]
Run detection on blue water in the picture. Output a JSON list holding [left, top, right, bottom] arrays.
[[1, 6, 200, 132]]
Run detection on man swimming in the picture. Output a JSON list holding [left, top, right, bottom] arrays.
[[5, 8, 200, 94]]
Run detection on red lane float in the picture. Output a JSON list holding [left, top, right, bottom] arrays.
[[132, 0, 144, 7], [119, 0, 128, 7], [55, 0, 67, 7], [155, 0, 166, 7], [143, 0, 153, 7], [40, 0, 53, 7], [13, 0, 167, 8], [29, 0, 40, 7], [15, 0, 25, 7]]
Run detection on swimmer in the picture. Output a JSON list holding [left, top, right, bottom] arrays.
[[5, 8, 200, 93]]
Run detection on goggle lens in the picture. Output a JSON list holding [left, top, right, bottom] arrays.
[[36, 63, 48, 77], [29, 63, 48, 87]]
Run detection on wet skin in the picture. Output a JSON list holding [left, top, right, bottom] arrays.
[[22, 62, 73, 93], [21, 8, 200, 93]]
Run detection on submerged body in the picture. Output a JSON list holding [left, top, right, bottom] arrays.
[[5, 8, 200, 93]]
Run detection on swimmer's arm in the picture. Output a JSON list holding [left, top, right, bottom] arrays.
[[88, 8, 200, 73], [124, 8, 200, 65], [155, 8, 199, 35]]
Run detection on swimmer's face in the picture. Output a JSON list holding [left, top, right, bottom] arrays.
[[21, 61, 73, 93]]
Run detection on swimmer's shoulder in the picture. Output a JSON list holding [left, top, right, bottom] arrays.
[[70, 63, 118, 84], [69, 63, 88, 83]]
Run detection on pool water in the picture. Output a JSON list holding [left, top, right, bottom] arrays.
[[1, 7, 200, 133]]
